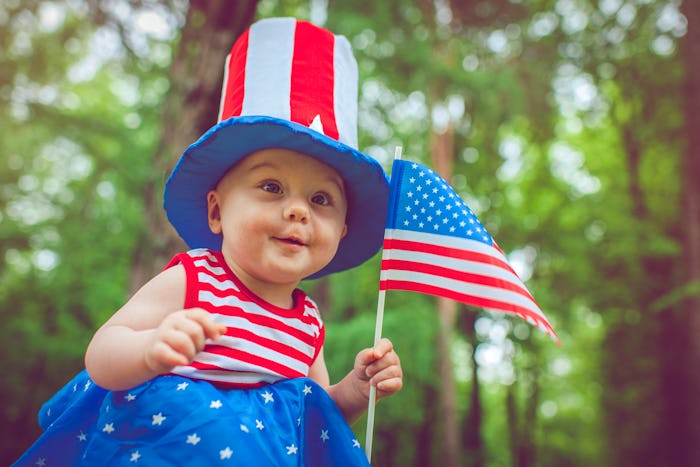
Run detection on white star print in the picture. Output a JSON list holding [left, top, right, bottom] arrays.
[[177, 382, 189, 391], [220, 447, 233, 460], [35, 458, 46, 466], [261, 391, 274, 404], [186, 433, 201, 445], [77, 431, 87, 442], [210, 400, 222, 409], [151, 412, 166, 426], [303, 385, 312, 395], [320, 430, 330, 442], [352, 439, 361, 448], [102, 423, 115, 434], [255, 419, 265, 430], [286, 444, 298, 455], [124, 393, 136, 402], [83, 381, 91, 391], [129, 450, 141, 462], [240, 424, 249, 433]]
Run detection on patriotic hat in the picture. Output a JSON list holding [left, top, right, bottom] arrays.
[[164, 17, 389, 279]]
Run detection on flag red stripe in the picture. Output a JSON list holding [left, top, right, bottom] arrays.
[[380, 279, 555, 335], [381, 258, 537, 304], [290, 21, 339, 139]]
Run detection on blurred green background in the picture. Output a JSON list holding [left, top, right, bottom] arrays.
[[2, 0, 699, 466]]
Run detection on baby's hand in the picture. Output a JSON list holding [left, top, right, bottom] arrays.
[[144, 308, 226, 374], [353, 338, 403, 400]]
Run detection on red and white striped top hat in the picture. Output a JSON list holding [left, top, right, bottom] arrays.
[[164, 18, 389, 279]]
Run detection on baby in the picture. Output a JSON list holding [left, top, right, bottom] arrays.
[[16, 17, 402, 467]]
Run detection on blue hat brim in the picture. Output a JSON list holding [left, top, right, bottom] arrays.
[[164, 115, 389, 279]]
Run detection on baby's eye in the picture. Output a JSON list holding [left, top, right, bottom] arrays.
[[261, 181, 283, 194], [311, 193, 330, 206]]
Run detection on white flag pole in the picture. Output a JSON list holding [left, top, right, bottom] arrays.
[[365, 146, 402, 462]]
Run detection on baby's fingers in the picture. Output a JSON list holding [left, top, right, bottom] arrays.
[[145, 340, 190, 373], [185, 308, 227, 341], [369, 359, 403, 398], [376, 375, 403, 394]]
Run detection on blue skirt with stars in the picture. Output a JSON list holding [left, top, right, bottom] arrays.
[[14, 370, 371, 466]]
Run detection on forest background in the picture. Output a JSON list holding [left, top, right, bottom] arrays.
[[2, 0, 699, 466]]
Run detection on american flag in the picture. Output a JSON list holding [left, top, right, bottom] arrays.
[[380, 159, 558, 342]]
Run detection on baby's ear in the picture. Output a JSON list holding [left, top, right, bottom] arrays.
[[207, 191, 222, 234], [340, 224, 348, 240]]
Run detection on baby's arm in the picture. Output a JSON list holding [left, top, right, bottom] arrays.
[[309, 338, 403, 425], [84, 264, 225, 391]]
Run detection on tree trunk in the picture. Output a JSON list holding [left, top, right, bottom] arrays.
[[681, 1, 700, 465], [415, 384, 439, 467], [431, 124, 460, 467], [130, 0, 258, 292], [461, 307, 484, 467]]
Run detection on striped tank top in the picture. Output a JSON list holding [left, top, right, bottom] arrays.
[[165, 249, 325, 389]]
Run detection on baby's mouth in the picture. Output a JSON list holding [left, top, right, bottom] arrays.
[[276, 236, 306, 246]]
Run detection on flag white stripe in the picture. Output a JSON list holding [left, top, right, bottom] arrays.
[[242, 18, 294, 119], [384, 249, 531, 298], [386, 229, 508, 262], [381, 268, 545, 318]]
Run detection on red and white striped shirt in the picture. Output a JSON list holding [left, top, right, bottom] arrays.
[[165, 249, 325, 389]]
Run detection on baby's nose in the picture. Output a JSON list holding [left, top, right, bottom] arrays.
[[284, 200, 309, 222]]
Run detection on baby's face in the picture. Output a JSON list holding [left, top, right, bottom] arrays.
[[207, 148, 348, 287]]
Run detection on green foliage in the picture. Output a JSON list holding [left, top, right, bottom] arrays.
[[1, 0, 694, 466]]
